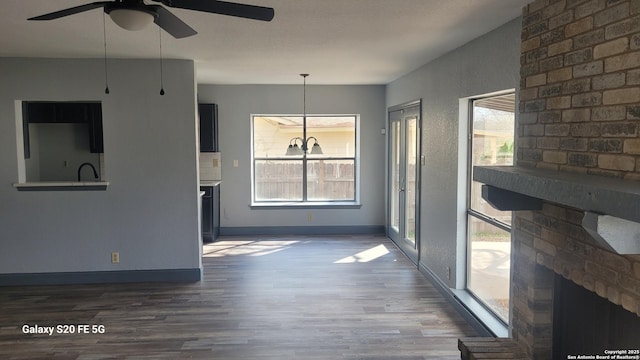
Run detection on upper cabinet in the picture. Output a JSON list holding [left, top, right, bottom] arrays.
[[24, 102, 57, 123], [26, 102, 98, 124], [87, 103, 104, 154], [23, 102, 104, 155], [198, 103, 219, 152]]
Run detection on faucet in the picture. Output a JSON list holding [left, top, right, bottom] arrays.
[[78, 162, 99, 182]]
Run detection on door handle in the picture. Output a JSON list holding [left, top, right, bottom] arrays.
[[400, 177, 405, 192]]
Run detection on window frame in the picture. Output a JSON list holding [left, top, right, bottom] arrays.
[[465, 92, 516, 325], [250, 114, 361, 208]]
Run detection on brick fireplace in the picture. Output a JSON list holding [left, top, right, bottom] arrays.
[[469, 0, 640, 358]]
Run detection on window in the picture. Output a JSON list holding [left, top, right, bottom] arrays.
[[466, 93, 515, 323], [252, 115, 358, 205]]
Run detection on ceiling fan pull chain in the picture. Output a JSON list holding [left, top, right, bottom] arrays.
[[103, 12, 110, 94], [159, 26, 165, 96]]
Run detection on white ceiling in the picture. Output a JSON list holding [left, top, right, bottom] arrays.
[[0, 0, 531, 85]]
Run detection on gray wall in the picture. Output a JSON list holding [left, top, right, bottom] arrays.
[[386, 18, 522, 288], [0, 18, 521, 282], [0, 58, 201, 274], [197, 84, 386, 231]]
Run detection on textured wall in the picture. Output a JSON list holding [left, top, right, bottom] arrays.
[[386, 18, 522, 288], [197, 84, 386, 231], [0, 58, 201, 275], [514, 0, 640, 357]]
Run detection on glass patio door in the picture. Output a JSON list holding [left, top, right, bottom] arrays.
[[388, 102, 420, 264]]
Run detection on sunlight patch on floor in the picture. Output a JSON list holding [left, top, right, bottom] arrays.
[[334, 244, 390, 263], [203, 240, 299, 257]]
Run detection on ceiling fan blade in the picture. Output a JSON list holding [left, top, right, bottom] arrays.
[[28, 2, 110, 20], [150, 5, 197, 39], [153, 0, 274, 22]]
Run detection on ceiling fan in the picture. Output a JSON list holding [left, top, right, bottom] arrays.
[[28, 0, 275, 39]]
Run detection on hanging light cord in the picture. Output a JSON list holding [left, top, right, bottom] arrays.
[[103, 12, 109, 94], [301, 73, 309, 151], [159, 27, 165, 95]]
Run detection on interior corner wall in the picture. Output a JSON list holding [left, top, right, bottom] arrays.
[[0, 58, 201, 278], [197, 84, 386, 232], [385, 18, 523, 288]]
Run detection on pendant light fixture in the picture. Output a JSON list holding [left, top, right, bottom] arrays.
[[285, 74, 323, 155]]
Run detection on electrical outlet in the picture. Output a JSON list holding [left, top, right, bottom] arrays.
[[307, 212, 313, 222], [233, 159, 239, 167], [111, 252, 120, 264]]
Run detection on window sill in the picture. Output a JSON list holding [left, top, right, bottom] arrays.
[[250, 201, 361, 209], [451, 289, 508, 337], [13, 182, 109, 191]]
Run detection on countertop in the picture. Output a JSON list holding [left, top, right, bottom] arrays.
[[13, 181, 109, 191], [200, 180, 222, 187]]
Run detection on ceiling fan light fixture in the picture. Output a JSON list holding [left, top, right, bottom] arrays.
[[28, 0, 274, 39], [109, 9, 155, 31]]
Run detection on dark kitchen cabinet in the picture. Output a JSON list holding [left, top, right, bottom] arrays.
[[212, 185, 220, 239], [24, 102, 56, 123], [198, 103, 219, 152], [87, 103, 104, 153], [201, 187, 213, 241], [22, 101, 104, 159], [26, 102, 90, 124], [200, 184, 220, 243], [55, 103, 90, 123]]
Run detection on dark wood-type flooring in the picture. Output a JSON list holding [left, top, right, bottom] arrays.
[[0, 235, 477, 359]]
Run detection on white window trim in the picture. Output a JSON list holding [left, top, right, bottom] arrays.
[[455, 89, 516, 335]]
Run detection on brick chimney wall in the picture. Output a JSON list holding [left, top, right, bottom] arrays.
[[515, 0, 640, 357]]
